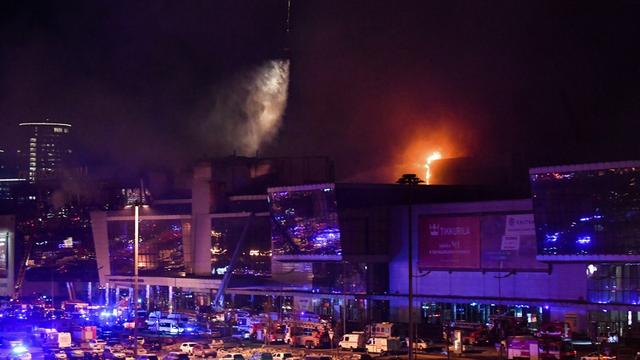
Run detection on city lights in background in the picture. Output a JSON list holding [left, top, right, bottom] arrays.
[[425, 151, 442, 185]]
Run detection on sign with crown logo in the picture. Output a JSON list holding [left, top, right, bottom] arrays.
[[418, 216, 480, 269]]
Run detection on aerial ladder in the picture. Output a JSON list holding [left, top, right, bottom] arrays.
[[13, 235, 34, 299], [212, 212, 254, 309]]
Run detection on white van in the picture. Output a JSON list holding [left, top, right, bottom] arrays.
[[339, 333, 366, 350], [146, 311, 162, 327], [167, 313, 192, 323], [158, 321, 183, 334], [366, 337, 401, 354]]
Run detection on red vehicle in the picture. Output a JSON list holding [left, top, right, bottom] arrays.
[[286, 321, 329, 348], [539, 338, 576, 360]]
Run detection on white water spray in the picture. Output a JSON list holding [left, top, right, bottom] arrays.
[[197, 59, 290, 156]]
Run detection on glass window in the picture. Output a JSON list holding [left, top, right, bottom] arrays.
[[269, 185, 341, 261], [531, 167, 640, 255], [210, 215, 271, 277], [587, 263, 640, 305], [107, 219, 187, 276]]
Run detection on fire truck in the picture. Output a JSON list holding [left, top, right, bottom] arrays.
[[286, 321, 330, 348]]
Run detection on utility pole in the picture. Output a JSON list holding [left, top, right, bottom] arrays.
[[396, 174, 424, 360]]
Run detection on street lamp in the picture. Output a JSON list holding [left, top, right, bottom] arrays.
[[396, 174, 424, 360], [133, 202, 139, 357], [133, 179, 145, 358]]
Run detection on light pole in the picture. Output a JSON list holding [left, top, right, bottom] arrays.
[[396, 174, 424, 360], [133, 179, 144, 357], [133, 203, 139, 357]]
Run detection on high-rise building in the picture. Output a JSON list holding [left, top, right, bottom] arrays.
[[0, 149, 5, 177], [18, 121, 72, 183]]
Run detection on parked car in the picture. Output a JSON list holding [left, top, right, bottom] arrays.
[[179, 343, 198, 354], [412, 339, 432, 350], [272, 353, 295, 360], [250, 352, 273, 360], [581, 353, 616, 360], [162, 352, 189, 360], [136, 354, 159, 360], [349, 354, 372, 360], [210, 339, 224, 349], [193, 344, 217, 358], [89, 339, 107, 350], [219, 353, 245, 360]]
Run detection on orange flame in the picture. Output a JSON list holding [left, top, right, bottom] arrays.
[[425, 151, 442, 185]]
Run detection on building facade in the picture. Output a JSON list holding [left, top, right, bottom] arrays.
[[89, 158, 640, 340], [18, 122, 72, 183]]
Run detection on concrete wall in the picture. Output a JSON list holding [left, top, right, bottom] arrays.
[[192, 163, 213, 276]]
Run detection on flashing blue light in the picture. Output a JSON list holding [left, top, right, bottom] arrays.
[[545, 233, 559, 242], [544, 305, 549, 310], [577, 236, 592, 245], [186, 327, 194, 332], [579, 217, 591, 222], [12, 345, 27, 354]]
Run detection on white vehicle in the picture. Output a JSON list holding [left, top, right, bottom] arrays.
[[167, 313, 192, 323], [89, 339, 107, 350], [179, 343, 198, 354], [272, 353, 296, 360], [412, 338, 432, 350], [53, 351, 68, 360], [146, 311, 162, 327], [371, 323, 396, 338], [158, 321, 183, 334], [339, 333, 366, 350], [42, 331, 73, 349], [365, 337, 401, 354]]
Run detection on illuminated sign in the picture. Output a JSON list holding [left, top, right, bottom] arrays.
[[418, 216, 481, 269], [418, 214, 547, 271]]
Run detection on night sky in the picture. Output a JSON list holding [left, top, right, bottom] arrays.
[[1, 1, 639, 182]]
